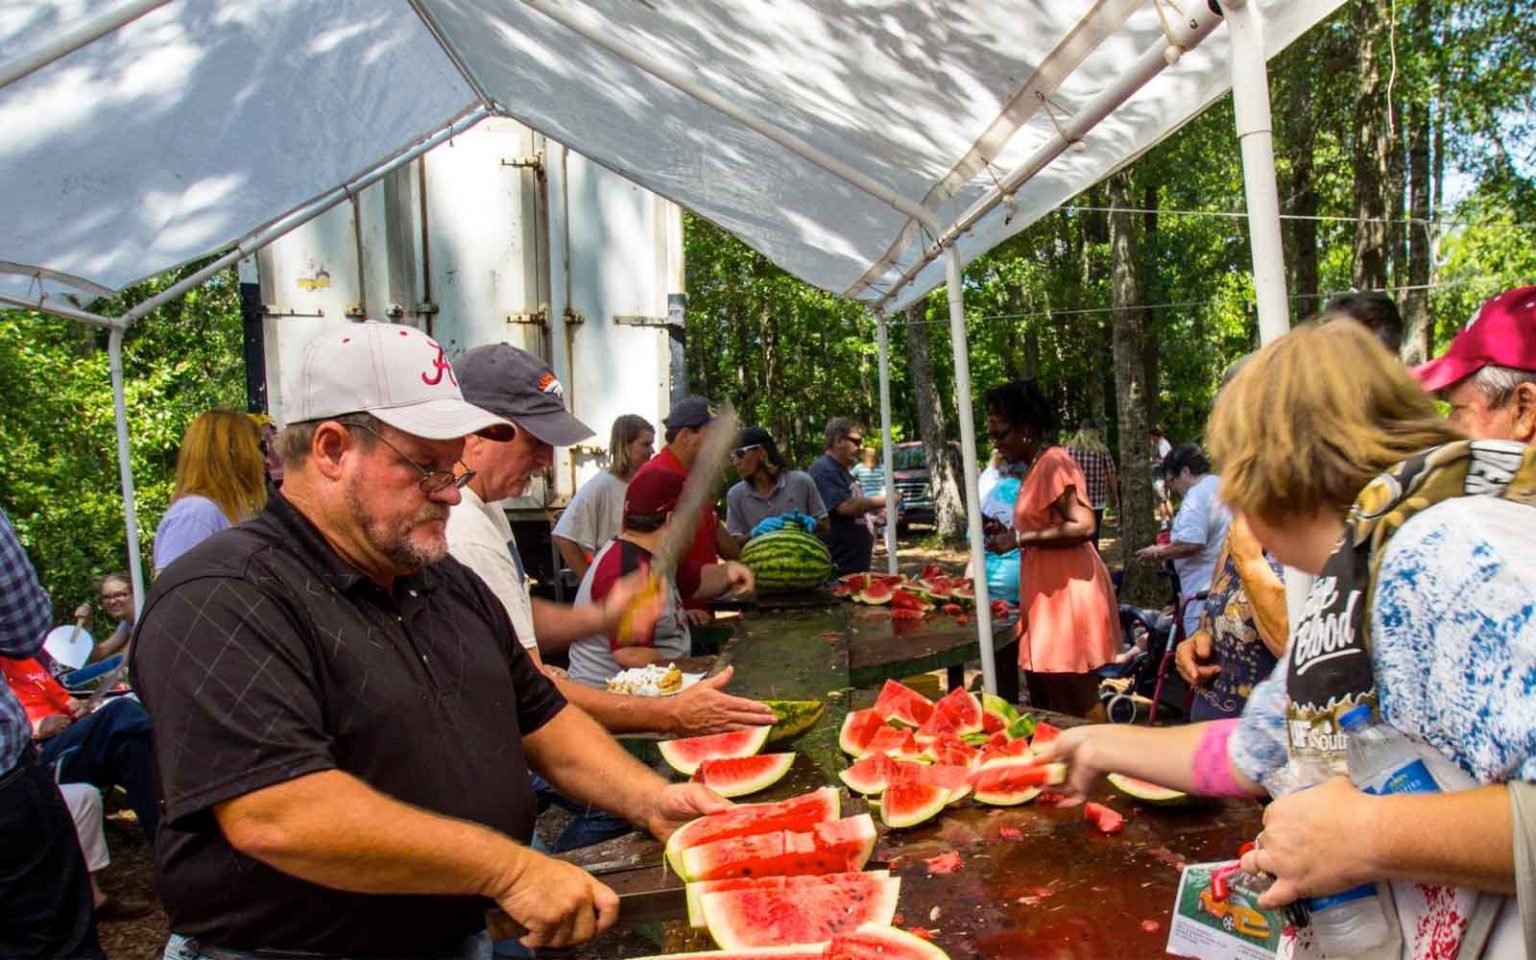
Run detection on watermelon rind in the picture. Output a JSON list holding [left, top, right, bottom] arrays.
[[838, 752, 897, 796], [879, 779, 949, 829], [1006, 713, 1037, 741], [700, 872, 901, 949], [854, 583, 893, 605], [685, 870, 895, 929], [972, 758, 1066, 805], [664, 787, 839, 877], [695, 753, 795, 798], [660, 725, 772, 776], [741, 528, 834, 593], [839, 708, 885, 757], [1107, 772, 1189, 805], [830, 921, 954, 960], [763, 700, 826, 742], [982, 693, 1019, 727]]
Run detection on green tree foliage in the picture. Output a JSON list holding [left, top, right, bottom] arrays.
[[0, 265, 245, 609]]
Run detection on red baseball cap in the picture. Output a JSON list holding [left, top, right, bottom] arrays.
[[1414, 286, 1536, 393], [624, 466, 686, 519]]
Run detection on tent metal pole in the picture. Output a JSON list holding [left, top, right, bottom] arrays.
[[0, 0, 171, 92], [1223, 0, 1311, 625], [944, 248, 996, 696], [874, 311, 899, 574], [107, 329, 146, 618], [870, 1, 1225, 309], [519, 0, 943, 235], [117, 104, 489, 328], [0, 291, 121, 330]]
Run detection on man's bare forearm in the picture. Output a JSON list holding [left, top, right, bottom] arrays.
[[554, 536, 589, 579], [553, 676, 679, 735], [214, 770, 526, 899], [524, 705, 669, 829]]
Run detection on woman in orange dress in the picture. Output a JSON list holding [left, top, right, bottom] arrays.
[[983, 380, 1121, 715]]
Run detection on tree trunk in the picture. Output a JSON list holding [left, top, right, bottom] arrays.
[[1285, 42, 1321, 316], [1402, 96, 1433, 363], [1108, 173, 1161, 604], [904, 303, 965, 541], [1351, 0, 1392, 291]]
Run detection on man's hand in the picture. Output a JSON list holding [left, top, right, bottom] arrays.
[[600, 568, 665, 636], [487, 849, 620, 949], [721, 561, 754, 596], [66, 697, 90, 719], [684, 608, 714, 627], [666, 666, 778, 736], [1174, 631, 1221, 687], [644, 782, 734, 841], [33, 714, 72, 740], [1240, 776, 1377, 910], [1134, 544, 1162, 563]]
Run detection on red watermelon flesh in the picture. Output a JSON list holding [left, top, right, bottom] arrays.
[[925, 735, 979, 768], [665, 787, 838, 875], [914, 688, 983, 742], [839, 752, 898, 795], [973, 759, 1067, 805], [692, 753, 795, 798], [889, 589, 933, 612], [878, 778, 949, 830], [900, 761, 973, 804], [629, 949, 825, 960], [872, 680, 934, 727], [699, 871, 901, 949], [681, 814, 878, 882], [828, 922, 953, 960], [659, 726, 771, 776], [685, 870, 895, 929], [856, 581, 894, 605], [920, 564, 946, 581], [839, 708, 887, 757], [840, 572, 872, 587], [865, 724, 922, 759], [981, 711, 1005, 734], [1030, 721, 1063, 753], [1084, 801, 1125, 834], [978, 737, 1032, 766]]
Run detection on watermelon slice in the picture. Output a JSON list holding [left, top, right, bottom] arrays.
[[1006, 714, 1037, 741], [763, 700, 827, 743], [981, 693, 1019, 731], [879, 777, 949, 829], [839, 708, 887, 757], [629, 949, 825, 960], [693, 753, 795, 798], [681, 814, 878, 882], [865, 725, 923, 759], [685, 869, 895, 929], [901, 762, 973, 805], [872, 680, 935, 728], [855, 581, 893, 605], [922, 735, 979, 768], [1107, 773, 1188, 805], [665, 787, 839, 876], [977, 736, 1032, 766], [914, 688, 983, 743], [919, 564, 946, 581], [1029, 721, 1063, 754], [1084, 801, 1125, 834], [840, 572, 873, 587], [699, 871, 901, 948], [889, 589, 934, 612], [828, 922, 954, 960], [660, 726, 772, 776], [839, 752, 898, 795], [972, 758, 1067, 806]]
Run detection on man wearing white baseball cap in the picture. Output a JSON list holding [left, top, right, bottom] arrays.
[[130, 322, 731, 959]]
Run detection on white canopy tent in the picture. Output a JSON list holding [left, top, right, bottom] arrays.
[[1, 0, 1339, 692]]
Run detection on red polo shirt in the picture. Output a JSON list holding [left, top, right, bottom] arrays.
[[0, 656, 72, 726], [636, 445, 720, 571]]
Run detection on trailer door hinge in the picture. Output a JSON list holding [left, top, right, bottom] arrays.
[[613, 314, 673, 328], [506, 309, 548, 327], [261, 305, 325, 318], [501, 155, 545, 175]]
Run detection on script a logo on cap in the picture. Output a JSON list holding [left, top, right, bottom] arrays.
[[537, 372, 565, 400], [421, 339, 457, 388]]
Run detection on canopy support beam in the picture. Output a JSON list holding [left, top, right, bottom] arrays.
[[874, 311, 898, 574], [0, 291, 121, 330], [871, 0, 1226, 310], [944, 248, 997, 696], [117, 104, 489, 328], [0, 0, 171, 92], [1223, 0, 1311, 629], [107, 329, 146, 617]]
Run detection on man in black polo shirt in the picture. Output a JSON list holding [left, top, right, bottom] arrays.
[[808, 416, 889, 575], [131, 321, 731, 960]]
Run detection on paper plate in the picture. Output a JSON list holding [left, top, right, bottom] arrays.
[[43, 624, 95, 670]]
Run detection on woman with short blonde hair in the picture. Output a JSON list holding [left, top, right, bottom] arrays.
[[1042, 318, 1536, 954], [153, 411, 267, 571]]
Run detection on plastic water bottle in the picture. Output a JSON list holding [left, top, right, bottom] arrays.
[[1262, 748, 1391, 958], [1339, 703, 1444, 797]]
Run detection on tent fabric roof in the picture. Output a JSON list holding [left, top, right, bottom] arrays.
[[1, 0, 1340, 312]]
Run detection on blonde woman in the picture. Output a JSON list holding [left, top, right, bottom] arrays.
[[153, 411, 267, 571], [554, 414, 655, 578], [1064, 420, 1118, 550], [1043, 319, 1536, 956]]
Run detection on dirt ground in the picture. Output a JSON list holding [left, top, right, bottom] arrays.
[[96, 524, 1127, 959]]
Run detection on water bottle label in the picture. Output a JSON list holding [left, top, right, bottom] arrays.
[[1308, 882, 1376, 911], [1363, 758, 1439, 796]]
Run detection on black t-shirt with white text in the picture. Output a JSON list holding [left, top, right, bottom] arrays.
[[130, 494, 566, 956]]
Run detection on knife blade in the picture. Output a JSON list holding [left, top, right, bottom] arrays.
[[616, 402, 740, 645]]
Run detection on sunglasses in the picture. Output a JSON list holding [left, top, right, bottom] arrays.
[[844, 435, 864, 446], [988, 426, 1014, 444], [731, 444, 763, 459]]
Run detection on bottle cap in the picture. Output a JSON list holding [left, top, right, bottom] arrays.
[[1337, 704, 1375, 732]]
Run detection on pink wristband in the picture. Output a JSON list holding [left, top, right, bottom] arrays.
[[1191, 719, 1248, 797]]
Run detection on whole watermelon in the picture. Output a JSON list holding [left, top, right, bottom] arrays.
[[740, 527, 833, 593]]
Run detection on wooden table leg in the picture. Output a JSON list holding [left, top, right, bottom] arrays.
[[946, 663, 964, 692], [996, 639, 1020, 704]]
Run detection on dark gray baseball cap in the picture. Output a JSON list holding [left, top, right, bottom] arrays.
[[453, 344, 594, 447], [663, 394, 718, 432]]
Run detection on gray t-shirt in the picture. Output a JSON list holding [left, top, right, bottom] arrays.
[[724, 470, 828, 538], [553, 470, 628, 554]]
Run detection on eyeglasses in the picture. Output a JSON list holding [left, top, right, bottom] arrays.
[[101, 592, 131, 602], [844, 435, 864, 446], [987, 425, 1014, 444], [731, 444, 763, 459], [340, 420, 475, 494]]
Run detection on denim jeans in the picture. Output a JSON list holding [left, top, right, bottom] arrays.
[[39, 695, 160, 842], [527, 773, 634, 853], [164, 932, 492, 960]]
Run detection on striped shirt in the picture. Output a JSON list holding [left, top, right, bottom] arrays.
[[1, 508, 53, 772], [1066, 447, 1116, 509]]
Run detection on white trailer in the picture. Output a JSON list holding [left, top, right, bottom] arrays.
[[246, 117, 685, 519]]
